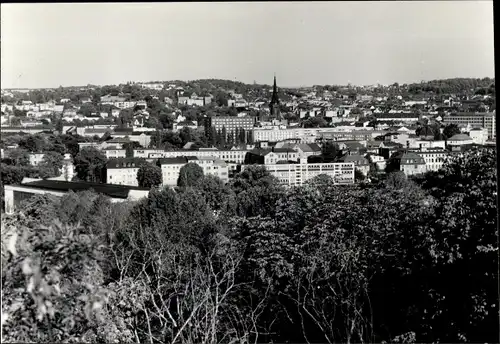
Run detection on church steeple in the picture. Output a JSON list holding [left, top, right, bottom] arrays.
[[269, 74, 281, 119]]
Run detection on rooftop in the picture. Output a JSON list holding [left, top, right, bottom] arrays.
[[20, 179, 149, 199]]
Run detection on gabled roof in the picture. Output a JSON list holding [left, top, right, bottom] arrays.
[[401, 152, 426, 165]]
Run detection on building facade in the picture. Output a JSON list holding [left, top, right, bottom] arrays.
[[105, 158, 145, 186], [243, 161, 355, 187], [205, 116, 255, 138], [443, 113, 496, 139]]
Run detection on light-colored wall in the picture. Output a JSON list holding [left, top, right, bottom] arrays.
[[107, 167, 140, 186]]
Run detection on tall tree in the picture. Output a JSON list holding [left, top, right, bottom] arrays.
[[221, 126, 227, 147], [38, 151, 64, 179], [137, 163, 163, 188], [177, 162, 204, 187], [73, 147, 107, 183], [443, 123, 461, 139]]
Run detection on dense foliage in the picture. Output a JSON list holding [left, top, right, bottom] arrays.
[[1, 148, 498, 343]]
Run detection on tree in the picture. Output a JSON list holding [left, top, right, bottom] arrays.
[[239, 128, 246, 145], [18, 134, 46, 153], [321, 141, 339, 162], [221, 126, 227, 147], [177, 163, 204, 187], [38, 151, 64, 179], [137, 163, 162, 188], [123, 141, 142, 158], [354, 168, 365, 182], [73, 147, 107, 183], [443, 123, 461, 139], [5, 148, 30, 166]]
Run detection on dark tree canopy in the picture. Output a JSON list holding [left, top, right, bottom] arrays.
[[177, 162, 204, 187], [137, 163, 162, 188]]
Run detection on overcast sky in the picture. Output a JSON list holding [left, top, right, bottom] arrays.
[[0, 1, 494, 89]]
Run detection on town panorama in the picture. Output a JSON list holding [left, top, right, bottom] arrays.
[[1, 76, 498, 343]]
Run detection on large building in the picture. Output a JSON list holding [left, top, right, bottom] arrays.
[[134, 148, 249, 164], [205, 116, 255, 139], [442, 112, 496, 139], [3, 179, 150, 214], [243, 161, 355, 187], [157, 156, 229, 186], [244, 148, 299, 165]]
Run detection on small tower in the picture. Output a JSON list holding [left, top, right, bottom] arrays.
[[269, 74, 281, 120]]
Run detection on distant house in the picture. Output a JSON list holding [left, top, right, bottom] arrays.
[[173, 121, 198, 132], [400, 152, 426, 176]]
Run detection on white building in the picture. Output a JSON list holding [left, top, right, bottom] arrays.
[[400, 152, 427, 176], [243, 160, 355, 187], [28, 153, 46, 166], [414, 149, 450, 172], [468, 128, 488, 145], [103, 148, 127, 159], [105, 158, 145, 186]]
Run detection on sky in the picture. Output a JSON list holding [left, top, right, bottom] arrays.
[[0, 1, 495, 89]]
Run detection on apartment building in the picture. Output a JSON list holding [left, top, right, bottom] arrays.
[[205, 116, 255, 137], [105, 158, 145, 186], [443, 112, 496, 139], [243, 161, 355, 187]]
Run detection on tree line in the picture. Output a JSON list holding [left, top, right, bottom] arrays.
[[1, 147, 497, 343]]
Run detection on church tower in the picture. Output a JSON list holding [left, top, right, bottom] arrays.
[[269, 74, 281, 120]]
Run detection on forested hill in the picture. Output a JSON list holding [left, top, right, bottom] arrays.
[[405, 77, 495, 95]]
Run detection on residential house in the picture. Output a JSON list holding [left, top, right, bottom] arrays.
[[400, 152, 427, 176], [365, 153, 386, 171], [173, 121, 198, 132]]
